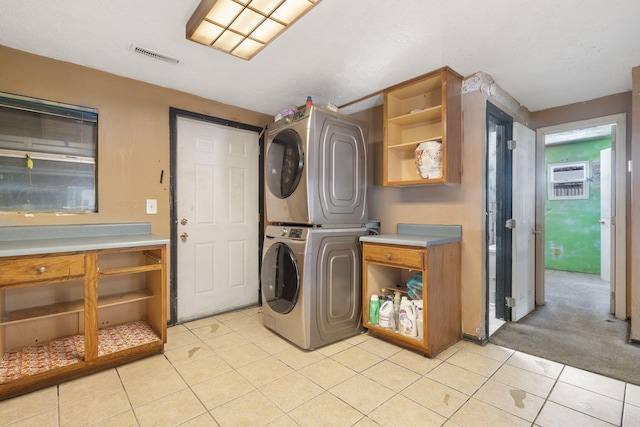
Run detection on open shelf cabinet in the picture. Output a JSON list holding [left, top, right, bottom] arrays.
[[362, 241, 461, 357], [0, 244, 166, 400], [383, 67, 463, 186]]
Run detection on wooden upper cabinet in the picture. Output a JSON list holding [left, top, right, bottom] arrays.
[[383, 67, 463, 186]]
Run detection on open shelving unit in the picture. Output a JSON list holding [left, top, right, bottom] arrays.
[[361, 241, 461, 357], [383, 66, 463, 186], [0, 242, 167, 400]]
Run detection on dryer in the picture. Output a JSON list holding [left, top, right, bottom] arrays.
[[261, 225, 366, 350], [265, 106, 368, 226]]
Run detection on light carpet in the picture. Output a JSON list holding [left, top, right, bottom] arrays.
[[490, 269, 640, 385]]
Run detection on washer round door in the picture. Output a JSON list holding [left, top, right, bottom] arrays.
[[261, 242, 300, 314], [266, 128, 304, 199]]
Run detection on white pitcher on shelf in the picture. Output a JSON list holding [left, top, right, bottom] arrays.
[[415, 140, 443, 179]]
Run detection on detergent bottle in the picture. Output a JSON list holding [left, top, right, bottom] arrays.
[[369, 294, 380, 325], [398, 296, 417, 337], [378, 297, 394, 330]]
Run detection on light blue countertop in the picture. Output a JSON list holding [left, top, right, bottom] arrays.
[[0, 223, 169, 257], [359, 223, 462, 247]]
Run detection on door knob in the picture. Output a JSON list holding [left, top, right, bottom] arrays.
[[181, 218, 188, 225], [599, 219, 605, 224], [180, 232, 189, 241]]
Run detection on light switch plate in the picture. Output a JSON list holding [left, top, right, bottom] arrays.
[[146, 199, 157, 214]]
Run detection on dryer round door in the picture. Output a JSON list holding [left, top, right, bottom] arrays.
[[261, 242, 300, 314], [266, 128, 304, 199]]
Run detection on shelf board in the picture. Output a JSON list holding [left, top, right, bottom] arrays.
[[98, 290, 154, 308], [1, 300, 84, 325], [98, 264, 162, 277], [363, 323, 425, 351], [387, 137, 443, 152], [0, 290, 154, 325], [387, 105, 442, 126], [386, 177, 447, 186]]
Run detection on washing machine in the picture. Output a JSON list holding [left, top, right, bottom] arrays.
[[261, 224, 366, 350], [265, 106, 368, 226]]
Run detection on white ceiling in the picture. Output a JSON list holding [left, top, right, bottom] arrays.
[[1, 0, 638, 117]]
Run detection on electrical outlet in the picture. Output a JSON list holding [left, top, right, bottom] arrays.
[[146, 199, 157, 214]]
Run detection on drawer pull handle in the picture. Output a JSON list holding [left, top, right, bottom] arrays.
[[386, 253, 392, 259], [37, 266, 46, 273]]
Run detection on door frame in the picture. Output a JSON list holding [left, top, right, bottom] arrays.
[[169, 108, 265, 325], [486, 101, 514, 321], [535, 113, 627, 319]]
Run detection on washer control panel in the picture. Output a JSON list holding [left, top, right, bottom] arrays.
[[292, 109, 307, 121], [288, 228, 303, 238]]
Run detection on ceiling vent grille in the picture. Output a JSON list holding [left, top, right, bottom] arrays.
[[130, 45, 180, 64]]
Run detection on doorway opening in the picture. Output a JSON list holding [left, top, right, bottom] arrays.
[[544, 124, 612, 300], [485, 102, 513, 335], [536, 114, 627, 321], [490, 113, 627, 350]]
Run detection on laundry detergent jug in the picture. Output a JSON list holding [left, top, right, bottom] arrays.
[[378, 299, 394, 329], [398, 296, 417, 337]]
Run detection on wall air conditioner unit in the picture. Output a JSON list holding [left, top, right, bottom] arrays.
[[548, 161, 589, 200]]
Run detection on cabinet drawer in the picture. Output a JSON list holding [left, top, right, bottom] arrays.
[[0, 254, 85, 286], [363, 244, 423, 269]]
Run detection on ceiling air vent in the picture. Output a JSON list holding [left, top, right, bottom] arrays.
[[130, 45, 180, 64]]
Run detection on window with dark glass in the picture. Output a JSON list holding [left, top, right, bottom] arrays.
[[0, 92, 98, 212]]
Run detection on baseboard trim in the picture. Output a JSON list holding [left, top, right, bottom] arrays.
[[462, 333, 488, 346]]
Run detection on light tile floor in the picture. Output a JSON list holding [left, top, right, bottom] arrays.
[[1, 305, 639, 426]]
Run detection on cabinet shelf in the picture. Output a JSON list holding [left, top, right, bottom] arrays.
[[1, 300, 84, 325], [387, 105, 442, 126], [0, 320, 161, 386], [0, 290, 154, 325], [98, 264, 162, 277], [383, 67, 462, 186], [363, 322, 425, 353], [386, 137, 444, 152]]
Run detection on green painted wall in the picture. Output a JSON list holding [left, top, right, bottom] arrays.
[[544, 137, 611, 273]]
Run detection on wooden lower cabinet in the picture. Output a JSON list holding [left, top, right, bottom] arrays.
[[362, 241, 461, 357], [0, 245, 167, 400]]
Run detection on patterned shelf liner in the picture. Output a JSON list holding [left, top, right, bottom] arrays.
[[0, 320, 159, 384]]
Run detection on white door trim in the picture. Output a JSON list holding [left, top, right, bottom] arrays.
[[535, 113, 627, 319]]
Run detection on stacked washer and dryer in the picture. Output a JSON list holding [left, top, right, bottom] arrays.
[[261, 106, 368, 350]]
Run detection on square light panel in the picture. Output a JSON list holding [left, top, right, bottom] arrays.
[[187, 0, 320, 60]]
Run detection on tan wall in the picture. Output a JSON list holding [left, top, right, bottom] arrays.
[[0, 45, 272, 238]]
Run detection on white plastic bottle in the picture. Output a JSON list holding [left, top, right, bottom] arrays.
[[416, 306, 424, 341], [393, 291, 401, 332], [398, 296, 417, 337], [378, 298, 394, 329], [412, 300, 424, 341]]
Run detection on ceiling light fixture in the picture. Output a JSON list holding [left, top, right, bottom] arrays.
[[186, 0, 320, 60]]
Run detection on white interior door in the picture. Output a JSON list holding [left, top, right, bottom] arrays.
[[512, 122, 536, 321], [600, 148, 612, 289], [176, 117, 259, 322]]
